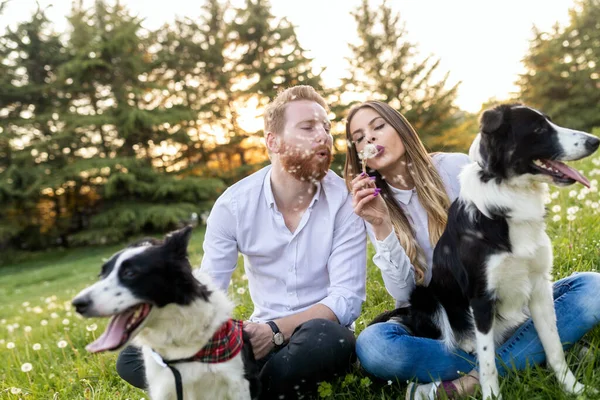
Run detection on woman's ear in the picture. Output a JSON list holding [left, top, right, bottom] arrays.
[[266, 131, 281, 154]]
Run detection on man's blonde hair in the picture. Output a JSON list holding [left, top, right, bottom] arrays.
[[264, 85, 329, 135]]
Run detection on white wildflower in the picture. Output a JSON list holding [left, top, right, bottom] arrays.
[[21, 362, 33, 372]]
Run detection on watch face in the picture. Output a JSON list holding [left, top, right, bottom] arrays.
[[273, 332, 284, 346]]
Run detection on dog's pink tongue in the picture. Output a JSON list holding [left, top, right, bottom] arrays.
[[86, 310, 133, 353], [544, 160, 591, 187]]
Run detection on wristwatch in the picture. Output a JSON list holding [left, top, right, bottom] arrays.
[[266, 321, 285, 347]]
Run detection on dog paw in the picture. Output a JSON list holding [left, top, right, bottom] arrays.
[[481, 387, 502, 400]]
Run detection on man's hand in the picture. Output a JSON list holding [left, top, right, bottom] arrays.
[[243, 322, 275, 360]]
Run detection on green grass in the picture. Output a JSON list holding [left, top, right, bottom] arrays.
[[2, 156, 600, 399]]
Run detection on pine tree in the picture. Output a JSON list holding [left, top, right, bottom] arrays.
[[343, 0, 460, 148], [53, 0, 225, 246], [518, 0, 600, 132], [0, 4, 68, 249]]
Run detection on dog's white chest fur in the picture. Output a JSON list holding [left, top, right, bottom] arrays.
[[141, 346, 250, 400], [485, 220, 552, 344]]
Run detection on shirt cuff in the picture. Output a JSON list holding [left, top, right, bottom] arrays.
[[318, 294, 361, 327]]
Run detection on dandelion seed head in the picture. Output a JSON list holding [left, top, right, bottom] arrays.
[[7, 342, 15, 349], [32, 343, 41, 351], [57, 340, 68, 348], [21, 362, 33, 372]]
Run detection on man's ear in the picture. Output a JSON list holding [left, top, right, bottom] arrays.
[[164, 225, 193, 259], [266, 131, 281, 154], [479, 107, 504, 134]]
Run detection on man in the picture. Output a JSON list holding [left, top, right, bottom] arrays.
[[201, 85, 366, 398], [116, 85, 366, 399]]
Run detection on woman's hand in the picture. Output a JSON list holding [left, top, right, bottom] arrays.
[[351, 173, 393, 239]]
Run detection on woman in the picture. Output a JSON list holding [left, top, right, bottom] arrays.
[[344, 101, 600, 400]]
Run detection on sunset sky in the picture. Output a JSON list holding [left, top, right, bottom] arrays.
[[1, 0, 576, 112]]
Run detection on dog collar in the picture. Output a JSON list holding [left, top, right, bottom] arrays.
[[191, 318, 244, 363], [152, 318, 244, 366]]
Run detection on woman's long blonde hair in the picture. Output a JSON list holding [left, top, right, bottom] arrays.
[[343, 101, 450, 285]]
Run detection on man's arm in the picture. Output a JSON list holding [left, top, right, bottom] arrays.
[[245, 205, 367, 359], [199, 191, 239, 291]]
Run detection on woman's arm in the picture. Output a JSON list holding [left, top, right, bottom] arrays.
[[351, 173, 416, 305], [367, 226, 416, 305]]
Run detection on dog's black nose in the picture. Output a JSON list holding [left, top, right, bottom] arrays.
[[585, 136, 600, 152], [72, 296, 93, 315]]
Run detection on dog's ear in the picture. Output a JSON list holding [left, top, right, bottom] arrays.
[[164, 225, 193, 259], [480, 107, 504, 134]]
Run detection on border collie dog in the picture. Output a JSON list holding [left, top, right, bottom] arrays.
[[372, 104, 599, 399], [72, 226, 260, 400]]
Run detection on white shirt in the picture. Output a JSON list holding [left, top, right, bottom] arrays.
[[200, 165, 367, 327], [368, 152, 471, 307]]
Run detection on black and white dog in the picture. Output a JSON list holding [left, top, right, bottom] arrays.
[[372, 104, 599, 399], [72, 226, 260, 400]]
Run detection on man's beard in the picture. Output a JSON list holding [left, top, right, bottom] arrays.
[[279, 142, 333, 182]]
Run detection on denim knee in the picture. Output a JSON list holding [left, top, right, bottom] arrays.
[[356, 322, 411, 381], [571, 272, 600, 327]]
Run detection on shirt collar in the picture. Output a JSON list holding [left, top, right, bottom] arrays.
[[387, 183, 415, 205], [263, 167, 322, 210]]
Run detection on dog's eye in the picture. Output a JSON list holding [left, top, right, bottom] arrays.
[[534, 126, 547, 134], [121, 267, 139, 280]]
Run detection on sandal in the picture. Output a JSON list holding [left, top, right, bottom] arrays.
[[405, 380, 460, 400]]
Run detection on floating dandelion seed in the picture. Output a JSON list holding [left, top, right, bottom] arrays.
[[32, 343, 41, 351], [57, 340, 68, 348], [21, 363, 33, 372]]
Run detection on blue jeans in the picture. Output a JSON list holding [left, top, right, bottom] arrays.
[[356, 272, 600, 382]]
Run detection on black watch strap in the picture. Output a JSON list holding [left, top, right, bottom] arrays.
[[266, 320, 280, 334]]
